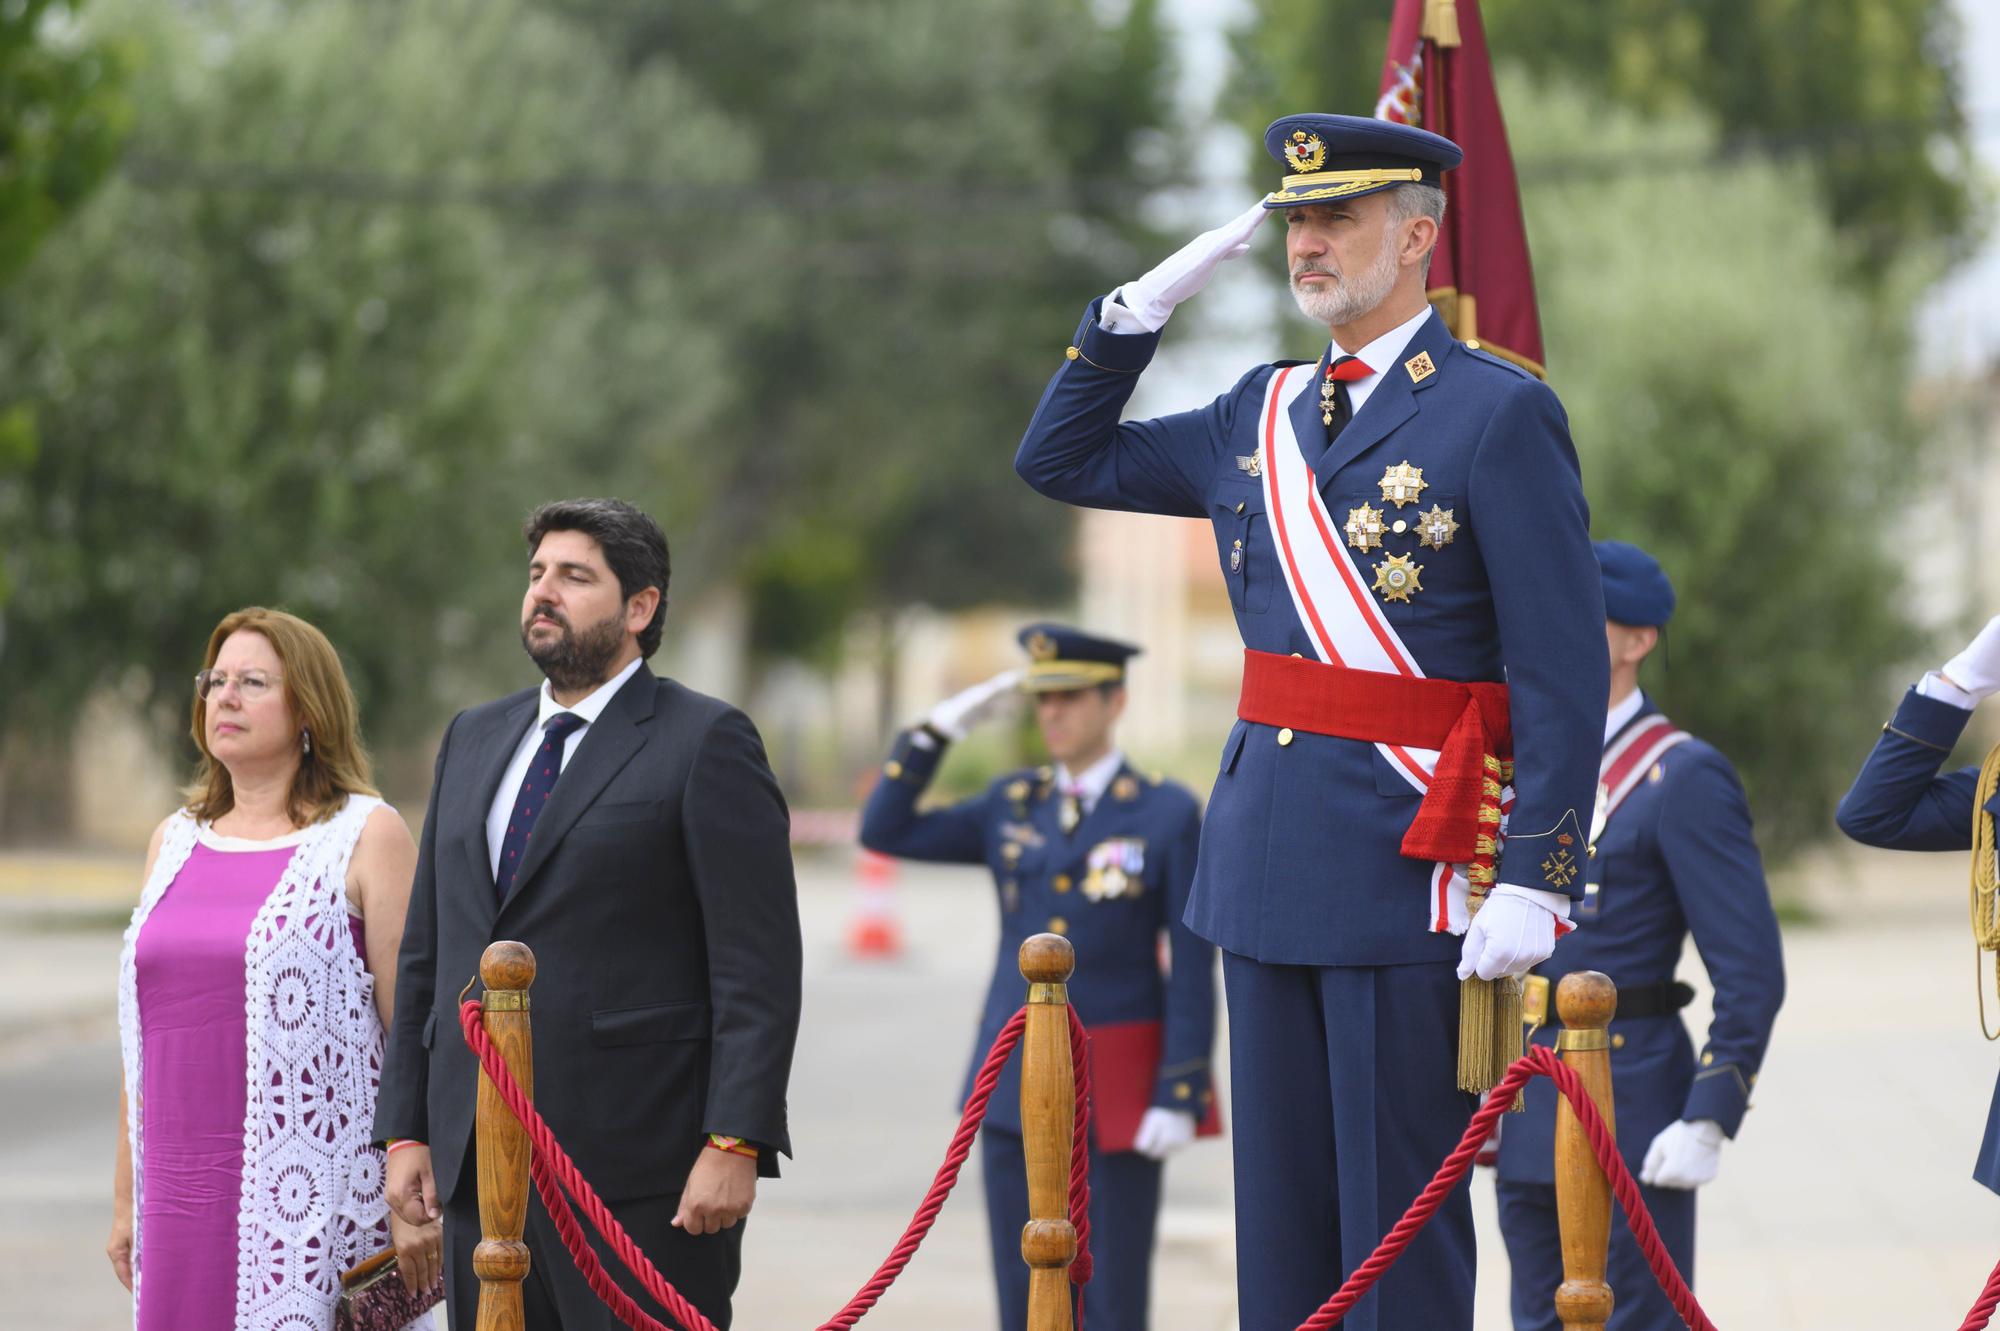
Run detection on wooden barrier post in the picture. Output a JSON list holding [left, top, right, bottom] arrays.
[[474, 941, 536, 1331], [1552, 970, 1618, 1331], [1019, 933, 1078, 1331]]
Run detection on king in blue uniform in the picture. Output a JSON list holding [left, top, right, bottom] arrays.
[[1494, 541, 1785, 1331], [1012, 115, 1606, 1330], [1837, 610, 2000, 1191], [858, 623, 1219, 1331]]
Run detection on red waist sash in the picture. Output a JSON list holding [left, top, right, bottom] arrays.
[[1236, 649, 1512, 866]]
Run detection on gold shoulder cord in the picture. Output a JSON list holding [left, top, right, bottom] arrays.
[[1973, 743, 2000, 1040]]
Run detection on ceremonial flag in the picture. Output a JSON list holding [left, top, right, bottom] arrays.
[[1375, 0, 1545, 376]]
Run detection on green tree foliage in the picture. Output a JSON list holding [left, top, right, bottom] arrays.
[[0, 0, 129, 285], [1512, 81, 1917, 861], [1228, 0, 1973, 275]]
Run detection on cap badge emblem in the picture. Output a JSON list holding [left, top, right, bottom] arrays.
[[1378, 461, 1429, 508], [1284, 130, 1327, 173], [1025, 631, 1057, 661], [1372, 552, 1423, 603]]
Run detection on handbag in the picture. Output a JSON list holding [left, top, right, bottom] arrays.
[[333, 1247, 445, 1331]]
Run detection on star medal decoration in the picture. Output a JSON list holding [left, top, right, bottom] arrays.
[[1378, 461, 1428, 507], [1372, 552, 1423, 603], [1416, 503, 1458, 549], [1344, 503, 1385, 553]]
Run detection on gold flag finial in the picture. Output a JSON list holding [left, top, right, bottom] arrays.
[[1422, 0, 1462, 48]]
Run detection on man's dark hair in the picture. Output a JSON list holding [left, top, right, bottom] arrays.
[[523, 498, 671, 658]]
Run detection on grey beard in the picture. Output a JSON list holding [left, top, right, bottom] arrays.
[[522, 608, 627, 693], [1290, 235, 1401, 327]]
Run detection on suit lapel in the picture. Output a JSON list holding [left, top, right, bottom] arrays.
[[461, 694, 538, 893], [1311, 309, 1453, 490], [501, 666, 658, 908]]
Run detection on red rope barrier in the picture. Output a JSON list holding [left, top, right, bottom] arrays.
[[1958, 1255, 2000, 1331], [459, 998, 1093, 1331]]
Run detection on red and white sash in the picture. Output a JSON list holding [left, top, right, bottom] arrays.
[[1256, 364, 1513, 934], [1590, 713, 1691, 846]]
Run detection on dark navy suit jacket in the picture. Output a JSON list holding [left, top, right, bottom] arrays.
[[1498, 700, 1785, 1185], [858, 730, 1218, 1142], [1014, 302, 1606, 965], [1837, 685, 2000, 1191]]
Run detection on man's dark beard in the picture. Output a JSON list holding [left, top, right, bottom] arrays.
[[522, 605, 626, 693]]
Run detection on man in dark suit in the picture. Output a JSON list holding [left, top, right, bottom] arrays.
[[1495, 541, 1785, 1331], [376, 497, 802, 1329]]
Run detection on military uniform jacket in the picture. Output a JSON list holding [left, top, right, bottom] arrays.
[[1497, 699, 1785, 1185], [858, 732, 1219, 1146], [1837, 686, 2000, 1192], [1013, 302, 1606, 966]]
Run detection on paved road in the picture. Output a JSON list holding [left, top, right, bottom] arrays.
[[4, 845, 1998, 1329]]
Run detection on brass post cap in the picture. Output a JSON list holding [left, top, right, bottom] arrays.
[[481, 941, 536, 992]]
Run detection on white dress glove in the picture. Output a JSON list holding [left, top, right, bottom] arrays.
[[1455, 887, 1560, 981], [1942, 614, 2000, 703], [1102, 201, 1273, 334], [1639, 1118, 1724, 1190], [921, 669, 1024, 743], [1132, 1107, 1198, 1161]]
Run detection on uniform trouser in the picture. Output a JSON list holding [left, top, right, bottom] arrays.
[[1222, 951, 1476, 1331], [1495, 1178, 1695, 1331], [980, 1126, 1164, 1331], [443, 1181, 742, 1330]]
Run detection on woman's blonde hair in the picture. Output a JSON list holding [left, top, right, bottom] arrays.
[[184, 607, 378, 827]]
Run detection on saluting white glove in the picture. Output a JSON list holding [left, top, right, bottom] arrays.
[[1456, 887, 1560, 982], [1942, 614, 2000, 704], [1132, 1107, 1198, 1161], [922, 669, 1024, 743], [1640, 1118, 1725, 1190], [1105, 201, 1273, 334]]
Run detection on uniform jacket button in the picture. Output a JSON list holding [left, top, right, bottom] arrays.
[[1048, 917, 1068, 935], [1052, 874, 1072, 893], [1277, 727, 1295, 746]]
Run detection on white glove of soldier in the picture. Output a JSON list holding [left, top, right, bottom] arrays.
[[1102, 201, 1273, 334], [921, 669, 1024, 743], [1132, 1107, 1198, 1161], [1456, 887, 1560, 982], [1639, 1118, 1724, 1190], [1942, 614, 2000, 703]]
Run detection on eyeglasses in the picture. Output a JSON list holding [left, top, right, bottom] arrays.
[[194, 669, 283, 702]]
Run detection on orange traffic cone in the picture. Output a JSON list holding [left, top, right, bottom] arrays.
[[846, 849, 904, 958]]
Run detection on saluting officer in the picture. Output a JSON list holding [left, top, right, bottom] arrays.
[[1495, 541, 1785, 1331], [1013, 114, 1605, 1331], [858, 624, 1218, 1331], [1837, 612, 2000, 1190]]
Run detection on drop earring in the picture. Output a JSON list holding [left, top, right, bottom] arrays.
[[301, 729, 312, 756]]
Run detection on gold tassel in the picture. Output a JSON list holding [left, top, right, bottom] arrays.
[[1422, 0, 1463, 49], [1972, 743, 2000, 1038], [1457, 974, 1495, 1092], [1494, 974, 1526, 1110]]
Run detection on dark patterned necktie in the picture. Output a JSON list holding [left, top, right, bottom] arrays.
[[496, 712, 586, 898], [1322, 354, 1373, 444]]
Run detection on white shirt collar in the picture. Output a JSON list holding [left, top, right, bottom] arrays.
[[1056, 749, 1126, 809], [1331, 304, 1434, 414], [1604, 689, 1646, 748], [537, 654, 645, 730]]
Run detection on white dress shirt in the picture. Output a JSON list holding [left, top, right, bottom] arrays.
[[1055, 749, 1126, 817], [1604, 689, 1647, 747], [1917, 670, 1979, 711], [485, 655, 646, 881], [1330, 304, 1433, 418]]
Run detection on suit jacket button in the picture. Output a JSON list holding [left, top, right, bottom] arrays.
[[884, 760, 903, 779], [1611, 1033, 1626, 1050], [1174, 1082, 1192, 1101], [1277, 727, 1295, 746], [1047, 916, 1068, 935], [1052, 874, 1072, 893]]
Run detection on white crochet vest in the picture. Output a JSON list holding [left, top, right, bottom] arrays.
[[117, 795, 394, 1330]]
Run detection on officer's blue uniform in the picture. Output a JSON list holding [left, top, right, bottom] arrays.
[[1837, 683, 2000, 1190], [1013, 116, 1606, 1331], [1497, 541, 1785, 1331], [858, 626, 1218, 1331]]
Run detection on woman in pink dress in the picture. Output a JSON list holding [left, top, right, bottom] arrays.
[[110, 606, 441, 1328]]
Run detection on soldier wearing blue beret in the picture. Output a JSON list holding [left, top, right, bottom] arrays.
[[1836, 612, 2000, 1188], [858, 623, 1218, 1331], [1494, 540, 1785, 1331], [1013, 112, 1606, 1330]]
